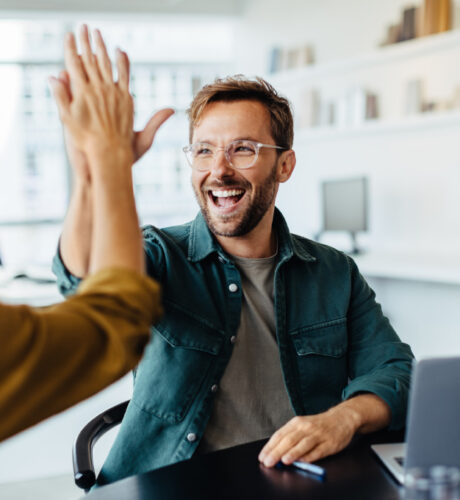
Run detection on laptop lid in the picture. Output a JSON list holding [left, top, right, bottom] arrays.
[[405, 356, 460, 470]]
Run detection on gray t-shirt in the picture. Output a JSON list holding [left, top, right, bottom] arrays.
[[197, 252, 295, 453]]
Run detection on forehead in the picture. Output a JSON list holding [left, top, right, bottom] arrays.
[[192, 99, 273, 143]]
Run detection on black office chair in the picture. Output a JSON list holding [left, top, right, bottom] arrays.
[[72, 400, 129, 492]]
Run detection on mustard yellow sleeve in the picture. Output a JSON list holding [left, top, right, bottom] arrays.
[[0, 268, 162, 442]]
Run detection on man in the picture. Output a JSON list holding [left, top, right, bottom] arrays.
[[0, 27, 167, 442], [53, 36, 414, 485]]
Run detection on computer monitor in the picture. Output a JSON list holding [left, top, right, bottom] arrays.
[[321, 177, 368, 254]]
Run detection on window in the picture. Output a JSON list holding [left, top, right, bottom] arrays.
[[0, 17, 234, 267]]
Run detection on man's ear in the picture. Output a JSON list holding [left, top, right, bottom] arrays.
[[276, 150, 296, 183]]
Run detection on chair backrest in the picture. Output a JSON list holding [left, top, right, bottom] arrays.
[[73, 400, 129, 492]]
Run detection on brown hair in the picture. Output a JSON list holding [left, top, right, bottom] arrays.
[[187, 75, 294, 149]]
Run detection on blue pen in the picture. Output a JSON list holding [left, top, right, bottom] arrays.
[[291, 460, 326, 478], [276, 460, 327, 478]]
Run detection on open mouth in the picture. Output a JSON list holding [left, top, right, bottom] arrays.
[[208, 189, 246, 210]]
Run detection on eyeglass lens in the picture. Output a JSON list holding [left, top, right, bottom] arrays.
[[189, 140, 258, 170]]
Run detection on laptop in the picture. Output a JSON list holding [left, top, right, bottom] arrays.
[[372, 356, 460, 484]]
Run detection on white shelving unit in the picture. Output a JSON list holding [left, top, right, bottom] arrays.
[[294, 108, 460, 143], [268, 29, 460, 135], [267, 30, 460, 286], [270, 29, 460, 85]]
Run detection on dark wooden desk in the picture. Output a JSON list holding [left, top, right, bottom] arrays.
[[85, 431, 404, 500]]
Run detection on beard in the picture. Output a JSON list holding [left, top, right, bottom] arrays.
[[193, 164, 278, 238]]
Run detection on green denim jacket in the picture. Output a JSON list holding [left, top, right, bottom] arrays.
[[53, 208, 414, 486]]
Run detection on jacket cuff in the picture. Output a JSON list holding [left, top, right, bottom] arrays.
[[52, 239, 82, 297], [342, 368, 411, 430]]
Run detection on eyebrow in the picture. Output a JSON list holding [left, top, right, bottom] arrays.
[[193, 136, 262, 145]]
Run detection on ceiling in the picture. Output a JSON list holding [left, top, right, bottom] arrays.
[[0, 0, 249, 16]]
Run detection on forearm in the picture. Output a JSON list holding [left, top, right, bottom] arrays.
[[60, 178, 93, 278], [0, 269, 161, 441], [329, 393, 392, 435], [89, 149, 143, 274]]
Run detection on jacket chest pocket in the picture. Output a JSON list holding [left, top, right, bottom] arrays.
[[290, 318, 349, 412], [131, 308, 223, 424]]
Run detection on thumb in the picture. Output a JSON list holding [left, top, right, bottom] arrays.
[[48, 76, 70, 122], [134, 108, 175, 161]]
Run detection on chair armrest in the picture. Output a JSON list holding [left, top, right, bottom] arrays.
[[72, 400, 129, 491]]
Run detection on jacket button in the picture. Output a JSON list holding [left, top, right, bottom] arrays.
[[187, 433, 197, 443], [228, 283, 238, 293], [211, 384, 218, 393], [230, 336, 237, 344]]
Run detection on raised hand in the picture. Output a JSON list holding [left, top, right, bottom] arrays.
[[50, 26, 173, 179], [50, 26, 135, 165]]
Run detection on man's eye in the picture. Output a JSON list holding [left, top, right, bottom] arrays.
[[234, 145, 255, 154], [196, 147, 212, 156]]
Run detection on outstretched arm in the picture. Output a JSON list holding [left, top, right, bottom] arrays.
[[54, 26, 173, 278], [0, 27, 170, 442]]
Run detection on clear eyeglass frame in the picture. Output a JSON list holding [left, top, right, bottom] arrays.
[[182, 139, 286, 171]]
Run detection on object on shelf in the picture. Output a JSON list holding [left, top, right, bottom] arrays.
[[268, 47, 282, 74], [342, 88, 380, 126], [365, 93, 379, 120], [405, 79, 424, 115], [384, 23, 402, 45], [424, 0, 452, 35], [453, 87, 460, 109], [381, 0, 452, 46], [268, 44, 314, 73], [297, 89, 321, 128], [401, 6, 418, 42], [298, 87, 379, 129], [404, 78, 460, 115]]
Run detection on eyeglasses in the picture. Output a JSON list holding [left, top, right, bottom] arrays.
[[182, 140, 286, 171]]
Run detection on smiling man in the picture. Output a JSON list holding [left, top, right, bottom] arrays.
[[53, 66, 414, 486]]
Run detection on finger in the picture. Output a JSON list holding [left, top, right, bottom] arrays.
[[260, 430, 305, 467], [297, 443, 328, 464], [79, 24, 101, 82], [116, 48, 130, 91], [134, 108, 175, 160], [64, 32, 87, 86], [258, 418, 296, 460], [59, 69, 70, 86], [258, 432, 286, 462], [58, 70, 72, 101], [48, 76, 70, 121], [93, 28, 113, 83], [281, 435, 319, 464]]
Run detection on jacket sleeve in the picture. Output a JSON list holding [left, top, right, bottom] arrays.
[[0, 268, 162, 442], [52, 226, 166, 298], [341, 257, 415, 430], [52, 241, 83, 298]]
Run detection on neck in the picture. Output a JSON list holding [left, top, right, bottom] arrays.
[[215, 207, 277, 258]]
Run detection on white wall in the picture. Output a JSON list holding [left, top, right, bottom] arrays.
[[236, 0, 460, 74], [234, 0, 460, 358]]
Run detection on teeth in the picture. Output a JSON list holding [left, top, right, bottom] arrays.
[[212, 189, 244, 198]]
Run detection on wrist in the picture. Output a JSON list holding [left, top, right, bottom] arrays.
[[88, 147, 134, 181], [72, 175, 92, 195], [328, 400, 363, 434], [87, 143, 133, 167]]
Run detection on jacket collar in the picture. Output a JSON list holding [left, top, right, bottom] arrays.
[[187, 208, 317, 264]]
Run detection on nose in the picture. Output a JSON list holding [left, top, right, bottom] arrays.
[[209, 148, 234, 178]]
